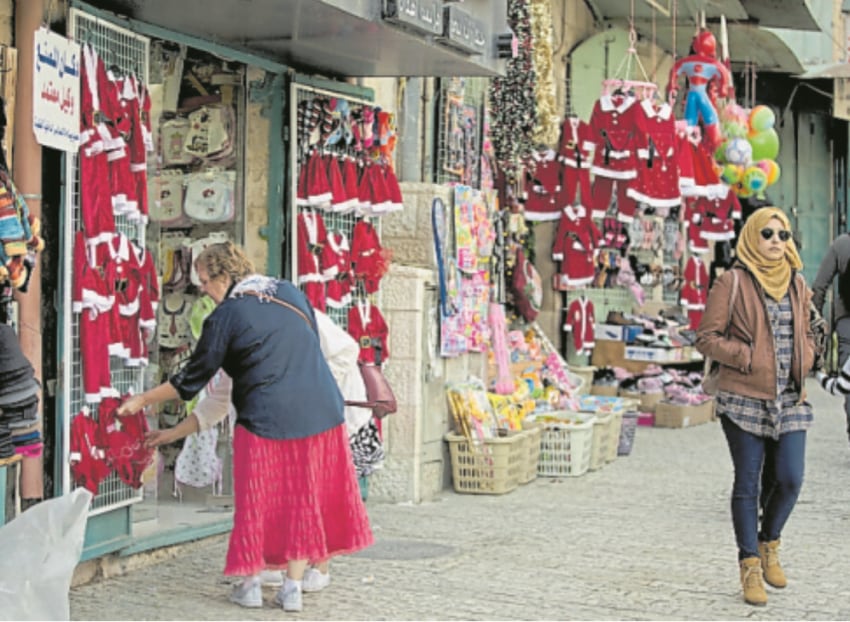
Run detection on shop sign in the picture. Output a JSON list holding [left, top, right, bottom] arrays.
[[33, 28, 80, 152], [440, 4, 487, 55], [383, 0, 443, 37]]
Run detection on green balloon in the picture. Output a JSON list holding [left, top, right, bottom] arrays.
[[715, 141, 729, 163], [749, 128, 780, 161]]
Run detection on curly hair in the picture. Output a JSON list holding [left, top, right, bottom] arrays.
[[195, 241, 255, 284]]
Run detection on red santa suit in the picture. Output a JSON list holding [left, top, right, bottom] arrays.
[[696, 187, 740, 241], [297, 210, 328, 311], [130, 242, 160, 364], [126, 74, 151, 223], [680, 282, 706, 330], [563, 296, 596, 356], [72, 231, 116, 403], [552, 205, 600, 289], [588, 94, 639, 221], [351, 219, 386, 294], [347, 298, 390, 364], [680, 255, 709, 329], [523, 148, 561, 222], [683, 198, 710, 254], [104, 70, 137, 219], [324, 231, 353, 309], [677, 122, 727, 199], [79, 44, 116, 244], [557, 116, 594, 210], [627, 100, 681, 211]]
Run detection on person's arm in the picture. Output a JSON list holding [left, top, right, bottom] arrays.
[[816, 359, 850, 396], [116, 380, 180, 416], [811, 241, 839, 314], [145, 413, 200, 447]]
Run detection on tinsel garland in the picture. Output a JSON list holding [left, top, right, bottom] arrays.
[[530, 0, 559, 147], [488, 0, 535, 182]]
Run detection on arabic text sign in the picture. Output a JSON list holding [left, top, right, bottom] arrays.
[[33, 28, 80, 152]]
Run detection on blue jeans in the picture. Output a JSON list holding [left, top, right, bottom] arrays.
[[720, 415, 806, 560]]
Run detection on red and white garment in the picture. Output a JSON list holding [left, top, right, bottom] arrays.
[[557, 116, 594, 210], [627, 100, 680, 210], [305, 149, 332, 208], [696, 188, 741, 241], [523, 148, 561, 222], [125, 74, 152, 223], [341, 156, 361, 213], [104, 70, 137, 219], [79, 44, 116, 244], [324, 231, 353, 309], [588, 94, 639, 221], [677, 122, 727, 199], [297, 210, 328, 310], [69, 407, 111, 494], [680, 256, 710, 329], [131, 242, 160, 361], [347, 298, 390, 364], [72, 231, 116, 403], [326, 154, 357, 213], [683, 198, 710, 255], [552, 205, 599, 288], [563, 296, 596, 356], [351, 219, 386, 294], [380, 162, 404, 213]]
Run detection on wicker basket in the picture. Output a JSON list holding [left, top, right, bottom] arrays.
[[519, 426, 542, 484], [536, 413, 595, 478], [618, 411, 639, 456], [445, 432, 524, 495]]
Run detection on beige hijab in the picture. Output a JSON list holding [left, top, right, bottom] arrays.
[[735, 206, 802, 301]]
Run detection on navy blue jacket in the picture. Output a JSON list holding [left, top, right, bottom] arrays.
[[170, 280, 344, 440]]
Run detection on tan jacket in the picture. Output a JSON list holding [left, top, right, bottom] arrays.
[[695, 264, 815, 400]]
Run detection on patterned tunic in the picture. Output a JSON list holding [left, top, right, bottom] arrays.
[[716, 293, 813, 440]]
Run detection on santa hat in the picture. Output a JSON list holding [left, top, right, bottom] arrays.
[[296, 160, 310, 207], [306, 150, 332, 209], [381, 162, 404, 213], [367, 163, 391, 214], [341, 156, 361, 213], [327, 154, 355, 213]]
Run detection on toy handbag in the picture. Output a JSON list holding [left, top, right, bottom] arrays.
[[183, 170, 235, 223]]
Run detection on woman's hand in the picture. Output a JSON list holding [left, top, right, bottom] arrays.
[[144, 428, 179, 448], [117, 393, 147, 417]]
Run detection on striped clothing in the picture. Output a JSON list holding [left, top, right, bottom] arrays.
[[716, 294, 813, 440], [817, 361, 850, 395]]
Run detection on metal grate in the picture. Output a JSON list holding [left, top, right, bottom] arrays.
[[63, 9, 149, 513], [291, 83, 377, 331], [434, 77, 487, 187]]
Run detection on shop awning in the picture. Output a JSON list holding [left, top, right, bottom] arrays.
[[585, 0, 824, 73], [76, 0, 507, 78]]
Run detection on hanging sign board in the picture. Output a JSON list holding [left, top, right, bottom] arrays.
[[383, 0, 443, 37], [33, 28, 80, 152]]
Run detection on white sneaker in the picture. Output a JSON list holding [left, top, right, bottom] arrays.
[[302, 568, 331, 593], [229, 578, 262, 608], [259, 569, 284, 586], [275, 582, 303, 612]]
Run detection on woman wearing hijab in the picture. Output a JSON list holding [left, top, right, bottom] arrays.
[[696, 207, 815, 607], [117, 241, 373, 613]]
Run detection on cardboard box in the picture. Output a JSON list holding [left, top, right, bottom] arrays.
[[654, 399, 715, 428], [619, 390, 663, 413], [594, 323, 626, 341], [590, 384, 619, 397]]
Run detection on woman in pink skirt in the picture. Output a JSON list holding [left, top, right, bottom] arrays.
[[118, 241, 373, 612]]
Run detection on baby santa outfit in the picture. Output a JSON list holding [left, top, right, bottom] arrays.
[[557, 116, 594, 212], [348, 298, 390, 364], [695, 187, 741, 242], [680, 255, 710, 329], [563, 296, 596, 356], [552, 204, 600, 289], [523, 148, 562, 222], [297, 210, 328, 311], [627, 100, 680, 213], [588, 94, 639, 222], [351, 219, 386, 294], [324, 231, 353, 309]]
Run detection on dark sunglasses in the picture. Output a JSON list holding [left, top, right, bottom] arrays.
[[760, 228, 791, 242]]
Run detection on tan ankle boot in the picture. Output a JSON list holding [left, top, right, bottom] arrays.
[[758, 539, 787, 588], [740, 557, 768, 606]]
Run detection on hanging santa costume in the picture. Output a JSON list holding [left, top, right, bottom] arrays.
[[563, 296, 596, 356], [588, 93, 639, 222], [347, 298, 390, 364], [557, 116, 594, 211], [626, 100, 681, 214], [297, 210, 328, 311]]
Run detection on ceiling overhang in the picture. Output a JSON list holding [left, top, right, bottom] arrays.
[[82, 0, 507, 78]]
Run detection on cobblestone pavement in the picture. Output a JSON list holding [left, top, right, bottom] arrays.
[[70, 380, 850, 620]]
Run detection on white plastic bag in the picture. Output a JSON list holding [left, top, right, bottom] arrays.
[[0, 487, 93, 621]]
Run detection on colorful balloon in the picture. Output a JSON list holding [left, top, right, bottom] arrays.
[[760, 159, 781, 186], [748, 128, 780, 161], [735, 181, 753, 199], [744, 166, 768, 194], [749, 105, 776, 132], [715, 141, 729, 163], [721, 163, 743, 185], [725, 137, 753, 166]]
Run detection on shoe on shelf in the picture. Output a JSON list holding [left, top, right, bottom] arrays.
[[275, 582, 303, 612], [229, 578, 262, 608], [303, 568, 331, 593], [259, 569, 284, 587]]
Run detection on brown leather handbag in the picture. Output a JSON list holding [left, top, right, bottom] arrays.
[[242, 290, 397, 418]]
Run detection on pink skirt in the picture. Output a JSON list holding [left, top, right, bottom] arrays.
[[224, 423, 374, 576]]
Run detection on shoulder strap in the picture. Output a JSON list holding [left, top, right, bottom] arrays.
[[240, 290, 314, 331], [725, 269, 739, 332]]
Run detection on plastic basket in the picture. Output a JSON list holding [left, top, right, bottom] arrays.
[[519, 426, 542, 484], [535, 413, 596, 478], [445, 432, 524, 495], [588, 410, 614, 471], [618, 411, 639, 456], [605, 410, 623, 463], [569, 365, 596, 395]]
